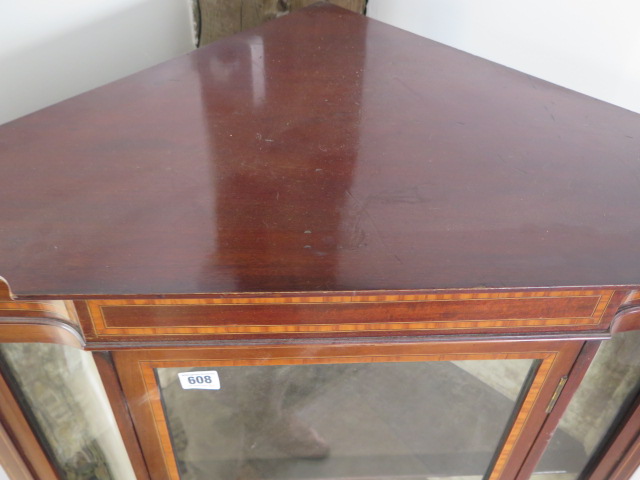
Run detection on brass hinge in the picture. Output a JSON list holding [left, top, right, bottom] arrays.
[[546, 375, 568, 414]]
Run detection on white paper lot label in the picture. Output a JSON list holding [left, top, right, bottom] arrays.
[[178, 371, 220, 390]]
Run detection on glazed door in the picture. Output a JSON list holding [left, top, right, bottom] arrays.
[[113, 340, 584, 480], [527, 330, 640, 480], [0, 343, 137, 480]]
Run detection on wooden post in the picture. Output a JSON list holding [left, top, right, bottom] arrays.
[[289, 0, 365, 12], [198, 0, 365, 46]]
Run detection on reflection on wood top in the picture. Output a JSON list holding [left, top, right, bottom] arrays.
[[1, 3, 639, 298]]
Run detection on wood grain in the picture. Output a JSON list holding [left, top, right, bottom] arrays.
[[92, 352, 151, 480], [290, 0, 364, 12], [0, 300, 84, 348], [114, 340, 583, 480], [77, 290, 617, 342], [610, 291, 640, 333], [2, 5, 640, 298], [586, 391, 640, 480], [0, 276, 12, 301], [0, 300, 75, 323], [0, 420, 34, 480], [0, 321, 84, 348], [0, 366, 59, 479], [514, 341, 602, 479], [0, 5, 639, 479]]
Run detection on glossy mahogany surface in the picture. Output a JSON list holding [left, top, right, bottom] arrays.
[[1, 4, 640, 297]]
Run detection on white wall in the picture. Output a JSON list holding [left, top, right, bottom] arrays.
[[367, 0, 640, 114], [0, 0, 195, 125]]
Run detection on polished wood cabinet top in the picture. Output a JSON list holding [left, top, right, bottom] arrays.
[[1, 3, 639, 298]]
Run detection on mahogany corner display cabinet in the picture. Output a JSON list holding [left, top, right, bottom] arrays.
[[1, 4, 640, 480]]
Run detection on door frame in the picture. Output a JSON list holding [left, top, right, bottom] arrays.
[[114, 338, 585, 480]]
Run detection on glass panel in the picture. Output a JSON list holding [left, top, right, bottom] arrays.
[[157, 359, 536, 480], [533, 331, 640, 479], [0, 343, 136, 480]]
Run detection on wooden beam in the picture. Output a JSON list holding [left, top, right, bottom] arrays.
[[198, 0, 365, 45]]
